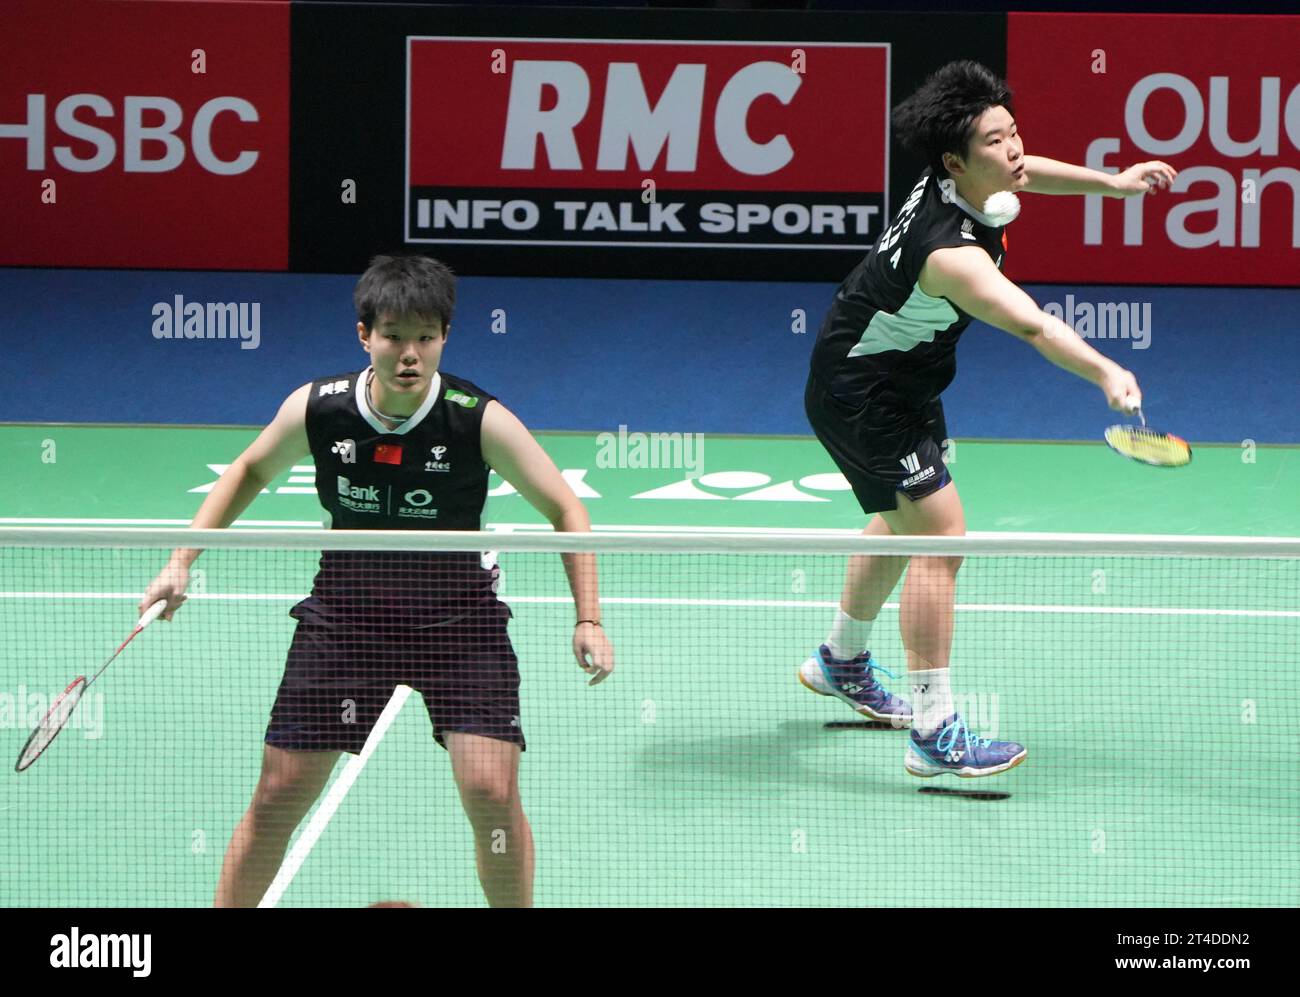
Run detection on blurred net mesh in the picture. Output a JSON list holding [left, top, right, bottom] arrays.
[[2, 528, 1297, 907]]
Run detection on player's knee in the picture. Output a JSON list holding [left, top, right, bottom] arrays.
[[459, 777, 516, 816], [913, 553, 963, 578], [252, 767, 324, 824]]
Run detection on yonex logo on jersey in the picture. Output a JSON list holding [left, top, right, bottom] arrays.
[[331, 439, 356, 463], [900, 453, 922, 474], [319, 380, 350, 396], [444, 390, 478, 408]]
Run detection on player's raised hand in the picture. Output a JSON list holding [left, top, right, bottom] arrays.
[[139, 563, 189, 621], [573, 621, 614, 685], [1113, 161, 1177, 197]]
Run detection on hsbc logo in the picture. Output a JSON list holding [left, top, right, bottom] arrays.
[[0, 95, 261, 174], [406, 38, 888, 249]]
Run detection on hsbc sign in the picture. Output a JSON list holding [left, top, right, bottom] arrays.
[[405, 37, 890, 249], [0, 0, 289, 270], [1, 95, 260, 174]]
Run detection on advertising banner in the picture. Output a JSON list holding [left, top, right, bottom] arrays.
[[0, 0, 290, 270], [1008, 13, 1300, 286]]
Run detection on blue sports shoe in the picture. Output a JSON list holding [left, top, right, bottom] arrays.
[[798, 645, 913, 726], [905, 714, 1027, 778]]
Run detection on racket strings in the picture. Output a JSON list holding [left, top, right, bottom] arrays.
[[16, 682, 85, 771], [1105, 425, 1191, 466]]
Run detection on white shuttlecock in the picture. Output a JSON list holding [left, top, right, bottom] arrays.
[[982, 191, 1022, 226]]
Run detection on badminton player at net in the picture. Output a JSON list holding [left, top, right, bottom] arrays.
[[141, 254, 613, 907], [800, 61, 1176, 777]]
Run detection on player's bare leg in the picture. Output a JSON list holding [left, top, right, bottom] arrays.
[[878, 482, 966, 672], [799, 514, 913, 724], [841, 513, 910, 621], [447, 732, 534, 908], [877, 482, 1026, 777], [215, 745, 340, 907]]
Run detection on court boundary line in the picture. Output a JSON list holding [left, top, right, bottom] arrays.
[[257, 685, 412, 909]]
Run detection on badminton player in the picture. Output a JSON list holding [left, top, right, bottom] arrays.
[[141, 254, 613, 906], [800, 61, 1176, 777]]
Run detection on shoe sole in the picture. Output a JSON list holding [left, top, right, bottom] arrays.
[[798, 663, 912, 727], [904, 747, 1028, 779]]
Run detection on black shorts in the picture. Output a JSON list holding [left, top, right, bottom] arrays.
[[804, 371, 952, 514], [264, 600, 524, 754]]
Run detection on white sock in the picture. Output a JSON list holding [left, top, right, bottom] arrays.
[[826, 609, 873, 661], [909, 667, 954, 737]]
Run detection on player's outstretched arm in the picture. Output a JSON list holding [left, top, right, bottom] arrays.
[[921, 246, 1142, 413], [481, 400, 613, 685], [1021, 155, 1176, 197], [138, 383, 312, 619]]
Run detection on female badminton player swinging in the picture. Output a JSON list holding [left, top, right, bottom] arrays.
[[800, 61, 1177, 777], [141, 254, 614, 907]]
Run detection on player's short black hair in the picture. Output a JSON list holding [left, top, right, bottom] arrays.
[[354, 254, 456, 332], [892, 61, 1015, 176]]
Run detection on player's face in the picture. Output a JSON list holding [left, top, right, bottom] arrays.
[[357, 312, 448, 400], [948, 105, 1026, 200]]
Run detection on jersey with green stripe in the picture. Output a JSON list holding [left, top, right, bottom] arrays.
[[810, 168, 1007, 410]]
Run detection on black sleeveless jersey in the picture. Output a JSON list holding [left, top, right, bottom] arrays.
[[296, 368, 501, 627], [810, 169, 1008, 411]]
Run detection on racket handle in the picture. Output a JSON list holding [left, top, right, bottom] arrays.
[[137, 598, 168, 629]]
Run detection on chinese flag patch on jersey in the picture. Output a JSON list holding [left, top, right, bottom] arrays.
[[373, 444, 404, 465]]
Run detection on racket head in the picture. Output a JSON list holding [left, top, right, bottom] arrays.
[[1104, 424, 1192, 467], [14, 677, 86, 772]]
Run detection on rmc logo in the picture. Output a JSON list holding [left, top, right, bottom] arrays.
[[406, 38, 889, 248], [498, 58, 801, 177]]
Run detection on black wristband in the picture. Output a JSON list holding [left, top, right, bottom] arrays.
[[576, 619, 602, 628]]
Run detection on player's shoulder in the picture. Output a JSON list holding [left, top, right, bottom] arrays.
[[306, 369, 366, 397], [437, 371, 496, 410], [913, 172, 970, 236]]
